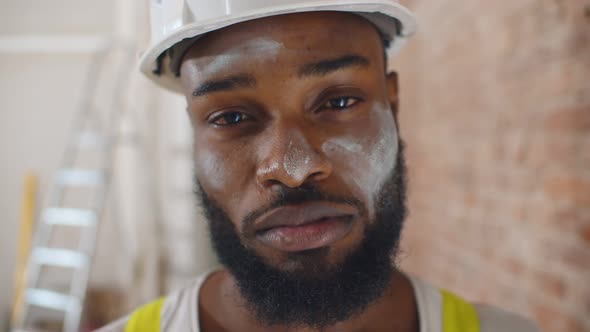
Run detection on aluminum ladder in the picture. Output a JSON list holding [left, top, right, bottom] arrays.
[[11, 41, 135, 332]]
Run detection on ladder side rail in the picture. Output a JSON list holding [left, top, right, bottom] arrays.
[[12, 42, 113, 332], [21, 45, 112, 293], [65, 42, 138, 332]]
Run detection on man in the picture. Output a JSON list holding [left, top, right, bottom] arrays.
[[100, 1, 538, 331]]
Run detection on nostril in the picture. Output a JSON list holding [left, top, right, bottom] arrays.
[[265, 179, 283, 188], [308, 170, 329, 182]]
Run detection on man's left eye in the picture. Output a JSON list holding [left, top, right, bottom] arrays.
[[322, 97, 361, 111]]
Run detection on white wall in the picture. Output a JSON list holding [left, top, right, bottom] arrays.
[[0, 0, 114, 35]]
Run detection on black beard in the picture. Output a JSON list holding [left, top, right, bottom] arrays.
[[196, 141, 408, 330]]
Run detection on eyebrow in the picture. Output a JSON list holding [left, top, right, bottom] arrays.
[[298, 54, 370, 77], [192, 74, 256, 97], [191, 55, 369, 97]]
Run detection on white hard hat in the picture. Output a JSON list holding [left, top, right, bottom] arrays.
[[140, 0, 417, 93]]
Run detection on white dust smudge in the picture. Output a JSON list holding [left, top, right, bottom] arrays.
[[198, 153, 227, 190], [321, 103, 398, 210], [283, 139, 312, 181], [258, 160, 279, 176], [322, 137, 363, 154], [202, 38, 284, 75]]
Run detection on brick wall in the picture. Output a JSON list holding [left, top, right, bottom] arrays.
[[394, 1, 590, 331]]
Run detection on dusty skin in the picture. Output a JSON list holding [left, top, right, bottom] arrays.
[[180, 12, 417, 332]]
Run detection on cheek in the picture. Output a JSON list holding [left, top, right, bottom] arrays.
[[195, 139, 252, 192], [321, 106, 398, 210], [194, 141, 256, 217], [195, 150, 230, 191]]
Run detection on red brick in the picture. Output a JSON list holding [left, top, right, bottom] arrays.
[[544, 105, 590, 133], [544, 177, 590, 206], [537, 136, 590, 169], [560, 245, 590, 270], [551, 206, 590, 231], [582, 225, 590, 245], [395, 2, 590, 332], [533, 304, 564, 331], [534, 271, 566, 299], [562, 318, 586, 332], [501, 257, 526, 275]]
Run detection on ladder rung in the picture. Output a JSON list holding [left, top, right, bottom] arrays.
[[25, 288, 80, 312], [43, 208, 97, 226], [57, 169, 104, 187], [32, 247, 88, 269]]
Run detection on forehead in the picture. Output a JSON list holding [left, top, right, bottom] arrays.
[[179, 12, 385, 87]]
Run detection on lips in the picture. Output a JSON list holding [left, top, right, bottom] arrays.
[[253, 202, 358, 252]]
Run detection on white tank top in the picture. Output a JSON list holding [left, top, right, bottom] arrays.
[[97, 269, 538, 332]]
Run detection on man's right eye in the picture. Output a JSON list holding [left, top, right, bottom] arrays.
[[209, 111, 251, 126]]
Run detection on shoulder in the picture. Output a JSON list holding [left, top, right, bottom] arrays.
[[407, 274, 538, 332], [474, 303, 539, 332], [94, 269, 218, 332]]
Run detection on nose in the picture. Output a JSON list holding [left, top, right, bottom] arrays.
[[256, 128, 333, 188]]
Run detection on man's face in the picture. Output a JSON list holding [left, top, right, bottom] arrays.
[[180, 12, 405, 328]]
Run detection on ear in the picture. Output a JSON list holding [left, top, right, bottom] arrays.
[[386, 71, 399, 120]]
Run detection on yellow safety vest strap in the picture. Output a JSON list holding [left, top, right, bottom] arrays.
[[124, 297, 164, 332], [441, 289, 479, 332]]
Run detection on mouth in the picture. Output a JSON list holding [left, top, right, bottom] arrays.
[[253, 202, 358, 252]]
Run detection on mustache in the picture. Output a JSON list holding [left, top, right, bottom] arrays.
[[241, 184, 366, 231]]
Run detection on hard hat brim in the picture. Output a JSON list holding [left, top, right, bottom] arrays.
[[139, 0, 417, 93]]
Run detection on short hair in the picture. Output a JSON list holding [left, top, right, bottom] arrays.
[[381, 34, 391, 72]]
